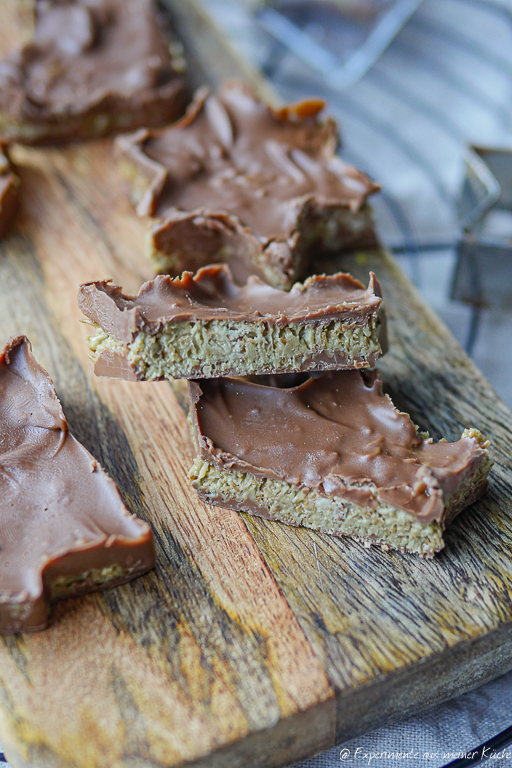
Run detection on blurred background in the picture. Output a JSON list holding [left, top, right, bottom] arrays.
[[197, 0, 512, 408]]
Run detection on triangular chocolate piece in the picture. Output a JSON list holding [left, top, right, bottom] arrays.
[[0, 336, 154, 633]]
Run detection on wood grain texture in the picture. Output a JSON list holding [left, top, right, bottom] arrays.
[[0, 1, 511, 766]]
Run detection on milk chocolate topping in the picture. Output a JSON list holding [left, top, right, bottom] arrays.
[[0, 0, 187, 143], [117, 82, 379, 242], [79, 265, 382, 343], [0, 336, 155, 633], [189, 372, 489, 523]]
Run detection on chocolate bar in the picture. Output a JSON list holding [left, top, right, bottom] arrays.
[[116, 82, 379, 287], [0, 336, 155, 633], [0, 0, 187, 144], [79, 265, 386, 380], [188, 372, 491, 556]]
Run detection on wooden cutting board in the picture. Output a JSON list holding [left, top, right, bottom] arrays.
[[1, 2, 512, 766]]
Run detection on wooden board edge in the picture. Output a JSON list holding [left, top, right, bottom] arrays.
[[0, 694, 336, 768], [161, 0, 279, 105], [332, 621, 512, 744]]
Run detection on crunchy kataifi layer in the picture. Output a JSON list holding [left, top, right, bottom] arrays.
[[0, 142, 19, 239], [79, 265, 386, 380], [187, 372, 492, 556], [116, 82, 379, 287], [0, 336, 155, 633], [0, 0, 188, 145]]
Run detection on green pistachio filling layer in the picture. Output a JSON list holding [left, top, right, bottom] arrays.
[[189, 458, 445, 556], [88, 316, 381, 380], [188, 432, 491, 557]]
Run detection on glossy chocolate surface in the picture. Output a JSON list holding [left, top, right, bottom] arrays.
[[189, 371, 489, 523], [79, 264, 383, 343], [0, 0, 187, 142], [0, 336, 155, 633], [117, 82, 379, 243]]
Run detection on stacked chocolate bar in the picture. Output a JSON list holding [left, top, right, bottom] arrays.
[[80, 84, 491, 557]]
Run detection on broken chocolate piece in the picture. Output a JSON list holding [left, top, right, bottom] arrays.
[[0, 142, 19, 240], [79, 265, 386, 380], [116, 82, 379, 287], [188, 372, 492, 556], [0, 0, 188, 145], [0, 336, 155, 633]]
